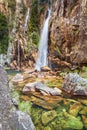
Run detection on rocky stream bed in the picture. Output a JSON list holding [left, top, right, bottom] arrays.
[[5, 67, 87, 130]]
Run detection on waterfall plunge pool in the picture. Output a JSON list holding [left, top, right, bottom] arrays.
[[8, 70, 87, 130]]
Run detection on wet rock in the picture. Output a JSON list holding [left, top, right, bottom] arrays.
[[42, 110, 57, 125], [62, 73, 87, 96], [69, 102, 82, 117], [78, 99, 87, 106], [23, 81, 62, 96], [13, 110, 36, 130], [41, 66, 51, 72], [44, 126, 51, 130], [29, 92, 63, 110], [82, 115, 87, 129], [79, 106, 87, 115], [59, 111, 83, 129]]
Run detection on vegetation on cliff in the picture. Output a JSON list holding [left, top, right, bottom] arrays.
[[0, 13, 9, 54]]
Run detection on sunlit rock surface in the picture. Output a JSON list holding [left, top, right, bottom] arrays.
[[49, 0, 87, 69], [41, 110, 57, 125], [69, 102, 82, 117], [23, 81, 62, 96], [62, 73, 87, 96]]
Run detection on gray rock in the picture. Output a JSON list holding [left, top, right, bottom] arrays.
[[13, 110, 36, 130], [0, 66, 14, 130], [0, 67, 35, 130], [62, 73, 87, 96], [23, 81, 61, 96]]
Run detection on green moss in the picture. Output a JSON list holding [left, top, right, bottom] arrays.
[[18, 100, 32, 114], [46, 80, 62, 88], [0, 13, 9, 54]]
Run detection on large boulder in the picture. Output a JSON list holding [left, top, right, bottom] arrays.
[[62, 73, 87, 96], [0, 67, 35, 130], [0, 66, 14, 130]]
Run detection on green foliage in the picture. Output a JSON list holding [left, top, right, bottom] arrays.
[[18, 101, 32, 114], [31, 31, 39, 45], [8, 0, 16, 13], [39, 6, 45, 15], [29, 0, 39, 32], [0, 13, 9, 54], [20, 5, 27, 15], [28, 0, 40, 45]]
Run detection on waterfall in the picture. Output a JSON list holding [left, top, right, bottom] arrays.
[[18, 40, 21, 71], [35, 9, 51, 71], [7, 42, 14, 64], [23, 7, 30, 34]]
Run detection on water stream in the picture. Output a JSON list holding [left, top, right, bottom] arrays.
[[23, 7, 30, 35], [18, 40, 21, 71], [35, 9, 51, 71], [9, 71, 87, 130]]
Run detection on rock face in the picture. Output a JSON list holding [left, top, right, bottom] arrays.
[[0, 66, 14, 130], [0, 0, 48, 69], [49, 0, 87, 69], [0, 67, 35, 130]]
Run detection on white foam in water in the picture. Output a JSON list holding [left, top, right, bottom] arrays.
[[35, 9, 51, 71]]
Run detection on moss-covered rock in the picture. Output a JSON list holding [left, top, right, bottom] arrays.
[[44, 126, 51, 130], [59, 111, 83, 129], [42, 110, 57, 125], [82, 115, 87, 129], [69, 102, 83, 117], [78, 99, 87, 106], [79, 106, 87, 115]]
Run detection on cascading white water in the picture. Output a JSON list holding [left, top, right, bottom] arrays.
[[23, 7, 30, 34], [35, 9, 51, 71], [18, 40, 20, 71]]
